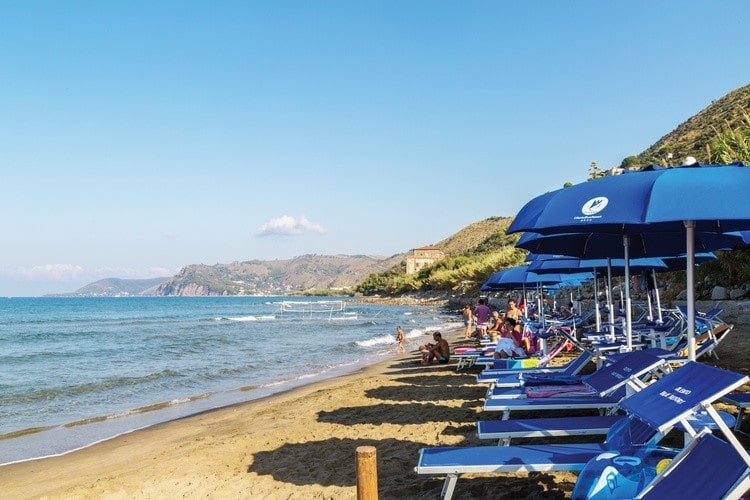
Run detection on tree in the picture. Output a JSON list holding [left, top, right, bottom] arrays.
[[709, 111, 750, 164], [587, 161, 605, 180], [620, 156, 640, 169]]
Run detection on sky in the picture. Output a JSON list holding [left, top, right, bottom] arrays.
[[2, 1, 750, 296]]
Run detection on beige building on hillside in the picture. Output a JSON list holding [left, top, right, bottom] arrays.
[[405, 246, 445, 275]]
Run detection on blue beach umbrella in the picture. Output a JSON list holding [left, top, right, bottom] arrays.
[[517, 230, 746, 329], [528, 256, 669, 329], [660, 252, 717, 270], [507, 164, 750, 360], [481, 265, 592, 291], [527, 256, 667, 275], [507, 164, 750, 235], [516, 231, 750, 259]]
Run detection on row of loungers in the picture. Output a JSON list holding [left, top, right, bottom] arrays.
[[415, 347, 750, 499]]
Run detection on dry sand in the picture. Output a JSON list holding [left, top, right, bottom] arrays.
[[1, 325, 749, 499]]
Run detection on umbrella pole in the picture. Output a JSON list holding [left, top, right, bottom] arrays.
[[623, 235, 633, 351], [537, 283, 548, 356], [593, 268, 601, 332], [645, 275, 653, 321], [652, 269, 663, 323], [607, 258, 615, 341], [686, 220, 696, 361]]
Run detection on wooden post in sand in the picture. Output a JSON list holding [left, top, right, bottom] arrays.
[[355, 445, 378, 499]]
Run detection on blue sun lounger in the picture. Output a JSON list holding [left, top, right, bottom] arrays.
[[416, 361, 748, 500], [634, 430, 750, 500], [721, 391, 750, 436], [483, 350, 667, 416], [575, 363, 750, 499], [477, 409, 735, 446], [476, 350, 593, 382]]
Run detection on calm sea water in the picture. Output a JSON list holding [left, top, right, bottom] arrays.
[[0, 296, 455, 465]]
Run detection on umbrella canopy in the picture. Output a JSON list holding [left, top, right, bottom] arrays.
[[516, 231, 750, 259], [481, 265, 592, 291], [507, 164, 750, 360], [527, 255, 669, 330], [507, 164, 750, 235], [660, 252, 717, 270], [527, 256, 667, 275]]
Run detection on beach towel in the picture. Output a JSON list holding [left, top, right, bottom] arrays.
[[524, 384, 598, 398]]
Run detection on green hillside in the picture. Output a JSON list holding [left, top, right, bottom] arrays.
[[358, 84, 750, 299], [355, 217, 526, 296], [629, 84, 750, 167]]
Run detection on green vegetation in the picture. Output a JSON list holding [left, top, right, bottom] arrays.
[[355, 221, 527, 296], [587, 161, 605, 180], [358, 85, 750, 300], [709, 111, 750, 164], [633, 84, 750, 165]]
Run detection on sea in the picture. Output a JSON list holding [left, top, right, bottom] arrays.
[[0, 296, 457, 465]]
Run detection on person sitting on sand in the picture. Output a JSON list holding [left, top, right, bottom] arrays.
[[487, 310, 503, 343], [421, 331, 450, 365]]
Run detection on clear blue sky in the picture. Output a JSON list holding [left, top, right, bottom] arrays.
[[2, 1, 749, 296]]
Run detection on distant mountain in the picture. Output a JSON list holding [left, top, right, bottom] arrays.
[[50, 277, 170, 297], [154, 254, 398, 296], [59, 218, 535, 298]]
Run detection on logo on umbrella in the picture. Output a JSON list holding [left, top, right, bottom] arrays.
[[581, 197, 609, 216]]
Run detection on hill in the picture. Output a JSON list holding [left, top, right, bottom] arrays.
[[49, 277, 170, 297], [433, 217, 515, 255], [65, 218, 519, 297], [154, 255, 397, 296], [630, 84, 750, 166], [153, 218, 519, 297]]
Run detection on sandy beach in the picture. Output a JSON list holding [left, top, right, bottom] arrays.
[[1, 324, 749, 499]]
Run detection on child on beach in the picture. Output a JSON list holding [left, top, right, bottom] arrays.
[[396, 326, 405, 354]]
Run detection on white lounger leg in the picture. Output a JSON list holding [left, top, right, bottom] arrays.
[[441, 473, 458, 500]]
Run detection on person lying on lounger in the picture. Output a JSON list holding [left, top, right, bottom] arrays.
[[421, 331, 450, 365]]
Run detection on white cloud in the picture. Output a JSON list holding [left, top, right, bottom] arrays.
[[257, 215, 325, 236], [16, 264, 84, 281], [93, 266, 175, 278]]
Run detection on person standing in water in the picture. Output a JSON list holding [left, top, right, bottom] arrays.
[[462, 304, 473, 339], [396, 326, 406, 354]]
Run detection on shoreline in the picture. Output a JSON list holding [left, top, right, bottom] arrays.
[[0, 328, 468, 498], [0, 342, 407, 468], [0, 297, 456, 468], [2, 325, 749, 498]]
